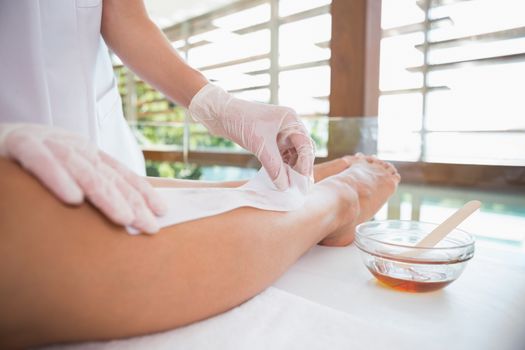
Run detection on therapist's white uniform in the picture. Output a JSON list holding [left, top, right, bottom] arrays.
[[0, 0, 146, 175]]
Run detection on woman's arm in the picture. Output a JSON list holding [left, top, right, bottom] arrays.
[[101, 1, 246, 191], [101, 0, 316, 190], [101, 0, 207, 107]]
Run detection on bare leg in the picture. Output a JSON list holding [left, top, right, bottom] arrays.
[[0, 155, 397, 348], [0, 158, 349, 348]]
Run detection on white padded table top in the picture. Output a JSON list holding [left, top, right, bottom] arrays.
[[274, 243, 525, 350], [45, 243, 525, 350]]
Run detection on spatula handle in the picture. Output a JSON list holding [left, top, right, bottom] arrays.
[[414, 200, 481, 248]]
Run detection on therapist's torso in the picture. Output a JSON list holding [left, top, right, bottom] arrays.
[[0, 0, 145, 175]]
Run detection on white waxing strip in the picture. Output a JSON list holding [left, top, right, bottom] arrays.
[[128, 166, 311, 234]]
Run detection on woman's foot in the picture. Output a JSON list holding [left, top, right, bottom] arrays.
[[313, 157, 354, 182], [318, 155, 400, 247]]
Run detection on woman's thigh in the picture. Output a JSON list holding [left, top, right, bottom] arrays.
[[0, 158, 303, 347]]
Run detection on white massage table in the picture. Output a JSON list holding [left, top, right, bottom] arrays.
[[46, 242, 525, 350]]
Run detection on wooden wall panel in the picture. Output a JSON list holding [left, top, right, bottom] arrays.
[[329, 0, 381, 117]]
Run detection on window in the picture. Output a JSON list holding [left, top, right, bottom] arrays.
[[115, 0, 332, 170], [379, 0, 525, 166], [116, 0, 525, 169]]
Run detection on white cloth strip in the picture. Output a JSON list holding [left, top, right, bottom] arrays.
[[128, 167, 311, 234]]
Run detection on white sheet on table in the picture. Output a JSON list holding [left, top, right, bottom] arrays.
[[273, 244, 525, 350], [128, 167, 311, 234], [40, 245, 525, 350], [43, 287, 419, 350]]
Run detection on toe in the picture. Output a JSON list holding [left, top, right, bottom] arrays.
[[383, 162, 395, 174], [342, 155, 358, 166], [389, 169, 401, 185], [384, 161, 399, 175], [378, 159, 388, 168], [364, 156, 400, 179], [367, 157, 384, 169], [364, 155, 380, 164], [354, 152, 367, 160], [374, 158, 397, 173]]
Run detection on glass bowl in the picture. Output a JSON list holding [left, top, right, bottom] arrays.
[[355, 220, 475, 292]]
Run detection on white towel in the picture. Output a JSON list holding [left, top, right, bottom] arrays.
[[43, 287, 417, 350]]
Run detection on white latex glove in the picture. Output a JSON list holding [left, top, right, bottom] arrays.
[[189, 84, 315, 190], [0, 123, 167, 234]]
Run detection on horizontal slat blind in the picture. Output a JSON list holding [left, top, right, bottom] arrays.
[[378, 0, 525, 165]]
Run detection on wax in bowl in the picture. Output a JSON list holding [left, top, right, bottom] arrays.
[[355, 220, 475, 292]]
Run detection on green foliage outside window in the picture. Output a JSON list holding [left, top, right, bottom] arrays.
[[115, 65, 328, 179], [116, 66, 240, 150], [146, 160, 202, 179]]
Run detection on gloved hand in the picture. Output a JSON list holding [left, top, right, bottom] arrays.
[[0, 123, 167, 234], [189, 83, 315, 190]]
